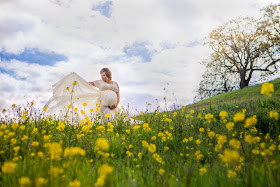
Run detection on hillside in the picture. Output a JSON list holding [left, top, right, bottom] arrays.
[[186, 78, 280, 113]]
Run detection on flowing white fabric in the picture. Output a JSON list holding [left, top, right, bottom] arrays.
[[45, 72, 142, 125]]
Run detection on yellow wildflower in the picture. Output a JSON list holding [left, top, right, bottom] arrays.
[[45, 142, 63, 160], [229, 139, 241, 149], [19, 177, 31, 186], [1, 161, 17, 174], [64, 147, 86, 157], [95, 138, 109, 151], [199, 168, 207, 175], [219, 111, 228, 119], [269, 110, 279, 120], [244, 135, 253, 144], [233, 112, 245, 122], [227, 170, 237, 178], [36, 177, 47, 186], [105, 113, 111, 118], [219, 149, 240, 163], [208, 131, 215, 139], [244, 115, 258, 128], [148, 144, 157, 153], [70, 179, 81, 187], [159, 169, 165, 175], [260, 82, 274, 97]]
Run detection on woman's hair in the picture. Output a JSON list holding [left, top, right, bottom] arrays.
[[100, 67, 112, 81]]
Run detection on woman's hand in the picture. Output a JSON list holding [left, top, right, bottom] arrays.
[[108, 105, 117, 110]]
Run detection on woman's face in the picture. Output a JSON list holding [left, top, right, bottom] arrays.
[[100, 72, 108, 82]]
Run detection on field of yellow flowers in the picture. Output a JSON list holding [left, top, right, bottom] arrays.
[[0, 82, 279, 186]]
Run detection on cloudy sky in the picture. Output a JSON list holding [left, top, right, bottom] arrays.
[[0, 0, 278, 114]]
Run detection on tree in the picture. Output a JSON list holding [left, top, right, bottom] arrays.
[[258, 4, 280, 79], [206, 10, 280, 89], [194, 60, 239, 102]]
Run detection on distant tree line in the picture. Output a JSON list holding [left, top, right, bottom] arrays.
[[194, 4, 280, 102]]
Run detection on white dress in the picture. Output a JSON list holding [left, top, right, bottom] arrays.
[[45, 72, 119, 122]]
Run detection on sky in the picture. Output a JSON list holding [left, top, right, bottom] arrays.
[[0, 0, 278, 114]]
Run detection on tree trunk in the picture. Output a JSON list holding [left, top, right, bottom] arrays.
[[240, 72, 249, 89]]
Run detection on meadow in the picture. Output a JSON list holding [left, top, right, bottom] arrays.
[[0, 79, 279, 187]]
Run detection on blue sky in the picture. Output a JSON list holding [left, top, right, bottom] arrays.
[[0, 0, 278, 114], [0, 48, 67, 66]]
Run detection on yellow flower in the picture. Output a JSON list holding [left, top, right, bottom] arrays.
[[261, 82, 274, 97], [217, 135, 227, 145], [83, 102, 87, 106], [244, 115, 258, 128], [1, 161, 17, 174], [36, 177, 47, 186], [64, 147, 86, 157], [208, 131, 215, 139], [73, 81, 77, 85], [173, 111, 177, 116], [252, 149, 260, 155], [159, 169, 165, 175], [219, 111, 228, 119], [138, 152, 142, 159], [196, 139, 202, 145], [269, 110, 279, 120], [126, 151, 132, 157], [105, 113, 111, 118], [49, 167, 64, 178], [199, 168, 207, 175], [32, 141, 39, 147], [95, 106, 100, 112], [11, 123, 19, 130], [164, 146, 169, 151], [148, 144, 157, 153], [45, 142, 63, 160], [205, 113, 214, 123], [227, 170, 237, 178], [13, 146, 20, 153], [69, 179, 81, 187], [43, 135, 52, 142], [67, 104, 72, 109], [20, 125, 26, 131], [10, 138, 17, 145], [133, 125, 140, 130], [66, 87, 70, 91], [95, 138, 109, 151], [244, 135, 253, 144], [199, 128, 205, 133], [142, 141, 149, 148], [21, 135, 28, 141], [233, 112, 245, 122], [229, 139, 241, 149], [219, 149, 240, 163], [19, 177, 31, 186], [151, 136, 156, 140], [56, 122, 65, 131], [183, 138, 189, 143]]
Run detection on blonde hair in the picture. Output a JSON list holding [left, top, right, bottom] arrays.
[[100, 67, 112, 81]]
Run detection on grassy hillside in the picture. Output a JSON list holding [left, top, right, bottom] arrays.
[[187, 78, 280, 112]]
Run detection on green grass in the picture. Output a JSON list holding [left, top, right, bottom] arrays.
[[0, 79, 279, 187], [187, 78, 280, 112]]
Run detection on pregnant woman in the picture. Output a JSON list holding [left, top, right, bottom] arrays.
[[45, 68, 121, 123]]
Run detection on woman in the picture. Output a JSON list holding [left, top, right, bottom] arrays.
[[45, 68, 120, 122], [89, 68, 120, 112]]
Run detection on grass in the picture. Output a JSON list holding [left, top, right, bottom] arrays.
[[0, 79, 279, 187]]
